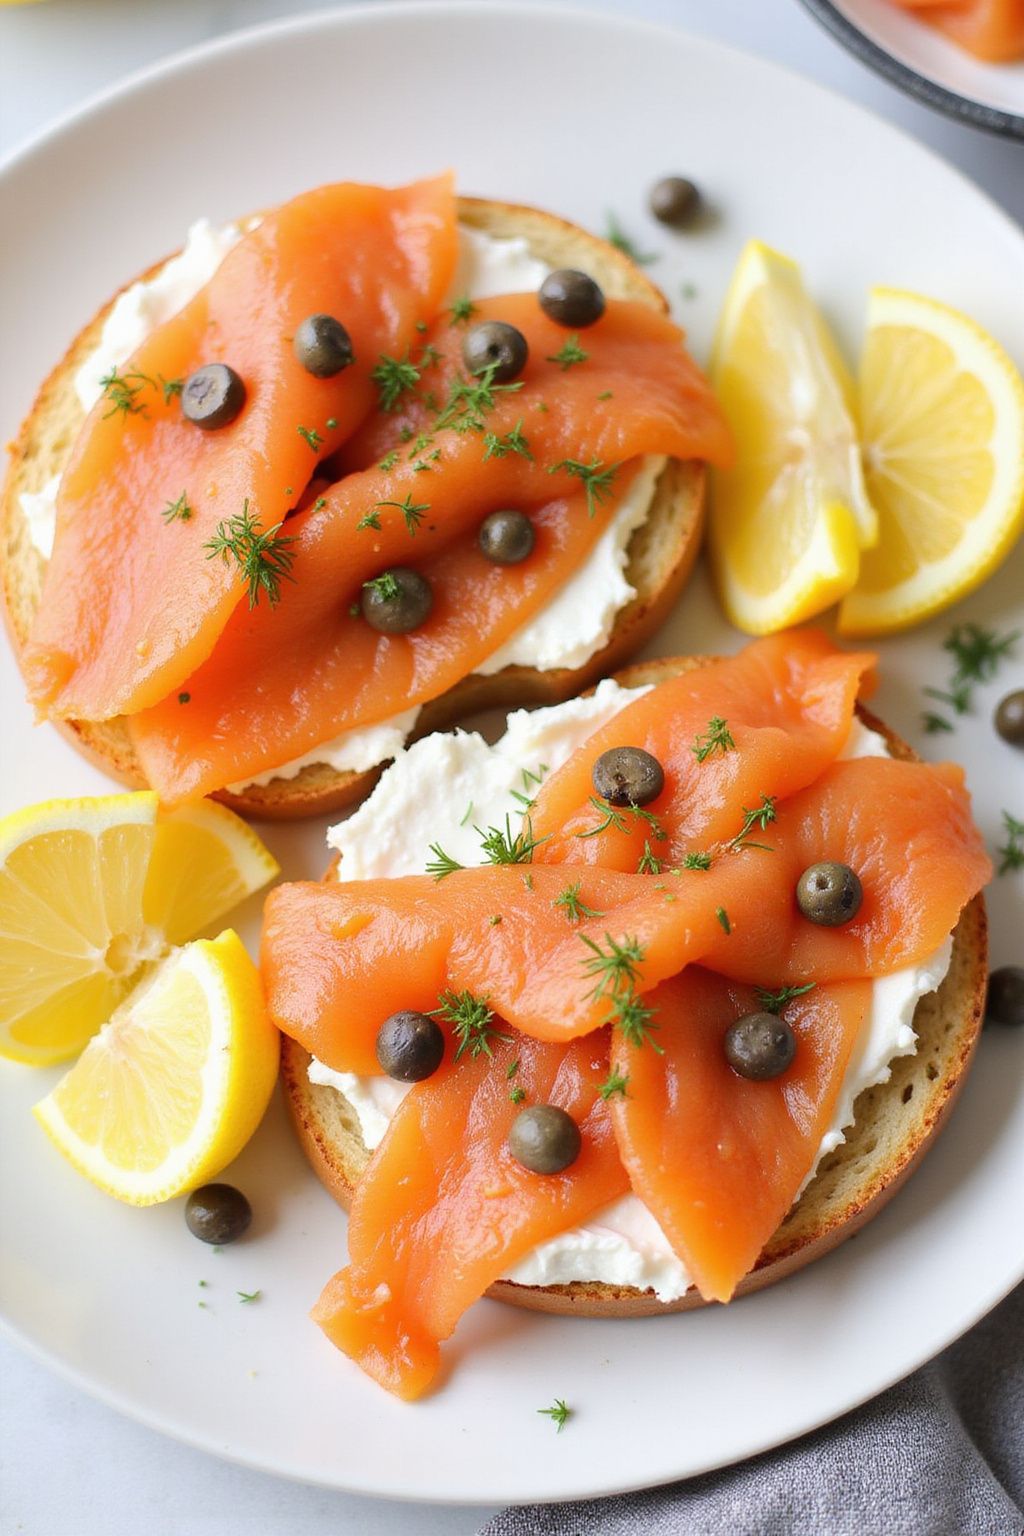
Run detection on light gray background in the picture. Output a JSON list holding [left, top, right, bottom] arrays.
[[1, 2, 1020, 1532]]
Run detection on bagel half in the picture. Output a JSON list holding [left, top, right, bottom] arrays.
[[279, 654, 988, 1318], [0, 197, 705, 820]]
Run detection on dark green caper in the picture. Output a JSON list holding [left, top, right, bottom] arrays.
[[796, 862, 863, 926], [360, 567, 433, 634], [181, 364, 246, 429], [649, 176, 701, 228], [376, 1010, 445, 1081], [538, 269, 605, 329], [592, 746, 664, 808], [185, 1183, 252, 1245], [724, 1012, 796, 1081], [462, 321, 528, 383], [478, 509, 535, 566], [995, 690, 1024, 746], [293, 314, 355, 378], [986, 966, 1024, 1027], [508, 1104, 582, 1174]]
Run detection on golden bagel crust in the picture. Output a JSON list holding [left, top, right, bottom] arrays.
[[279, 655, 988, 1316], [0, 196, 705, 819]]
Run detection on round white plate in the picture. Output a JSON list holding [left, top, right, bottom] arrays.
[[1, 1, 1022, 1506], [800, 0, 1024, 138]]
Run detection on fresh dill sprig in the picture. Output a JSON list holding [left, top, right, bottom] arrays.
[[756, 982, 816, 1014], [160, 491, 192, 524], [728, 794, 778, 851], [510, 1086, 526, 1104], [161, 376, 184, 403], [434, 364, 524, 434], [510, 762, 549, 811], [363, 572, 401, 602], [715, 907, 731, 935], [449, 295, 477, 325], [997, 811, 1024, 875], [546, 335, 589, 371], [580, 932, 644, 1001], [924, 682, 971, 716], [236, 1290, 262, 1304], [605, 211, 657, 265], [547, 457, 620, 519], [204, 502, 296, 609], [431, 989, 510, 1061], [615, 992, 660, 1050], [553, 881, 603, 924], [375, 494, 430, 536], [99, 367, 152, 419], [506, 1059, 520, 1080], [922, 712, 954, 735], [636, 840, 662, 875], [378, 450, 400, 471], [356, 508, 382, 531], [578, 795, 666, 842], [598, 1069, 629, 1101], [372, 351, 421, 412], [477, 814, 549, 867], [425, 843, 464, 880], [538, 1398, 572, 1432], [482, 419, 533, 461], [297, 423, 324, 453], [680, 851, 713, 871], [945, 623, 1019, 685], [691, 716, 736, 762]]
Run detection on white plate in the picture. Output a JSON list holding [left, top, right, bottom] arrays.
[[1, 1, 1023, 1506], [800, 0, 1024, 138]]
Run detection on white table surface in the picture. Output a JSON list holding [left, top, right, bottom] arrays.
[[0, 2, 1020, 1532]]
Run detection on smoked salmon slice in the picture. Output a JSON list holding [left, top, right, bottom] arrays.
[[25, 177, 459, 721], [127, 298, 731, 802], [261, 758, 989, 1066], [887, 0, 1024, 60], [609, 970, 871, 1303], [312, 1031, 628, 1399]]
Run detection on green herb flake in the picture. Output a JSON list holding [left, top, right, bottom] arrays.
[[546, 335, 589, 371], [636, 840, 662, 875], [510, 1086, 527, 1105], [538, 1398, 572, 1432], [356, 508, 382, 531], [554, 881, 603, 924], [430, 989, 510, 1062], [449, 295, 477, 325], [547, 457, 620, 519], [204, 502, 296, 610], [944, 623, 1019, 685], [378, 450, 400, 471], [363, 571, 401, 602], [715, 906, 731, 935], [728, 794, 778, 851], [425, 843, 464, 880], [482, 419, 533, 461], [997, 811, 1024, 875], [691, 716, 736, 763], [375, 493, 430, 536], [922, 712, 954, 735], [161, 491, 193, 524], [433, 364, 524, 434], [297, 423, 324, 453], [477, 814, 549, 867], [680, 851, 712, 871], [372, 351, 421, 412], [489, 914, 503, 927], [756, 982, 816, 1014], [598, 1070, 629, 1101], [237, 1290, 262, 1304], [314, 497, 327, 511], [177, 692, 191, 705]]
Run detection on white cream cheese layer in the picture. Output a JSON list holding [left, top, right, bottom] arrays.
[[23, 220, 663, 786], [314, 706, 953, 1301]]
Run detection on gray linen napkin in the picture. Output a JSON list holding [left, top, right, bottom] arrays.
[[482, 1281, 1023, 1536]]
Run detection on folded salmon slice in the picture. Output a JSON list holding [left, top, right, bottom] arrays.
[[530, 629, 876, 871], [312, 1031, 628, 1399], [128, 297, 731, 802], [25, 177, 459, 721], [262, 756, 989, 1067], [888, 0, 1024, 60], [610, 970, 871, 1304]]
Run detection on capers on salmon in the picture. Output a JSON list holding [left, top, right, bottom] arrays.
[[995, 689, 1024, 746], [796, 861, 863, 927], [376, 1010, 446, 1081], [592, 746, 664, 808], [538, 269, 605, 329], [478, 509, 535, 565], [649, 175, 701, 228], [185, 1183, 252, 1245], [293, 313, 355, 378], [360, 567, 433, 634], [181, 363, 246, 429], [724, 1012, 796, 1081], [462, 320, 528, 383], [986, 966, 1024, 1027], [508, 1104, 582, 1174]]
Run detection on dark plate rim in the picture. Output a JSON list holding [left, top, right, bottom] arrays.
[[797, 0, 1024, 140]]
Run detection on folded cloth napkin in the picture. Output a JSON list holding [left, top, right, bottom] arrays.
[[482, 1281, 1023, 1536]]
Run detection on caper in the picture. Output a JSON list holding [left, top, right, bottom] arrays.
[[986, 966, 1024, 1027], [478, 509, 535, 566], [293, 314, 355, 378], [538, 269, 605, 329], [995, 689, 1024, 747], [724, 1012, 796, 1081], [181, 364, 246, 429], [360, 567, 433, 634], [592, 746, 664, 808], [649, 175, 701, 228], [508, 1104, 582, 1174], [376, 1010, 445, 1081], [796, 862, 863, 926], [462, 320, 528, 383], [185, 1183, 252, 1245]]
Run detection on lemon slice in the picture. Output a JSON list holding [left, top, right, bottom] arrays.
[[838, 288, 1024, 635], [33, 931, 278, 1205], [709, 240, 877, 635], [0, 792, 278, 1064]]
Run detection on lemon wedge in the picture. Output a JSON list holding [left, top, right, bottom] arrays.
[[838, 288, 1024, 635], [709, 240, 877, 635], [0, 792, 278, 1064], [34, 931, 278, 1205]]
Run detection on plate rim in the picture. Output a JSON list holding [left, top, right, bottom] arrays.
[[1, 0, 1023, 1504], [797, 0, 1024, 141]]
